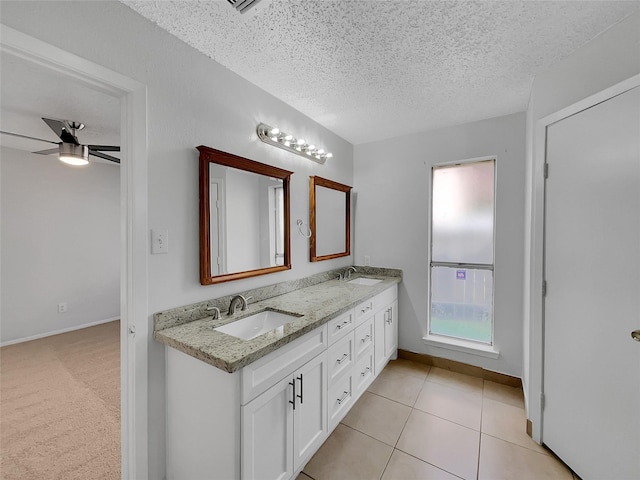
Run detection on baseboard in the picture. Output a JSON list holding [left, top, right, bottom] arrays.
[[0, 317, 120, 347], [398, 349, 522, 388]]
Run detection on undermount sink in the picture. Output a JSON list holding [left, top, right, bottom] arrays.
[[347, 277, 383, 286], [214, 310, 302, 340]]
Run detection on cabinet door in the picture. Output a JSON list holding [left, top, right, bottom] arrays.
[[374, 308, 386, 374], [384, 300, 398, 360], [375, 300, 399, 373], [293, 353, 328, 471], [242, 376, 294, 480]]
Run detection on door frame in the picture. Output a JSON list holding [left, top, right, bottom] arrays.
[[0, 25, 149, 478], [528, 73, 640, 442]]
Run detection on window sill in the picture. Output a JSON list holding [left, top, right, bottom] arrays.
[[422, 335, 500, 359]]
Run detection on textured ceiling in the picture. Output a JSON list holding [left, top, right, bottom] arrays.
[[0, 51, 120, 163], [121, 0, 638, 144]]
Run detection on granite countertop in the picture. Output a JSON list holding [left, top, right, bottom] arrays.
[[154, 273, 400, 373]]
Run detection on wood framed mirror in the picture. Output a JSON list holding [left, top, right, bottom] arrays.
[[198, 145, 292, 285], [309, 176, 352, 262]]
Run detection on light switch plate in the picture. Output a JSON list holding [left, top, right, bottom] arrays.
[[151, 229, 169, 254]]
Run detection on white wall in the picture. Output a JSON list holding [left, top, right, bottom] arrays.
[[354, 112, 526, 377], [1, 147, 120, 344], [0, 2, 354, 477], [523, 11, 640, 431]]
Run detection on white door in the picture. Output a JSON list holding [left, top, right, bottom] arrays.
[[543, 86, 640, 479]]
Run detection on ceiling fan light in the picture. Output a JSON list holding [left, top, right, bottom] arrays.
[[59, 143, 89, 166]]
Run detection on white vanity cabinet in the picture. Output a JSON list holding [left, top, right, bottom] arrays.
[[241, 351, 327, 480], [164, 282, 399, 480]]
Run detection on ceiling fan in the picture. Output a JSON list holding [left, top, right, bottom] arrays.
[[0, 117, 120, 166]]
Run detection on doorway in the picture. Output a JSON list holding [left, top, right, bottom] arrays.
[[0, 26, 149, 479], [542, 85, 640, 477]]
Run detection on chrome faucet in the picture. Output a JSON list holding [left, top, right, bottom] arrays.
[[228, 295, 250, 315], [345, 266, 357, 279], [206, 305, 221, 320]]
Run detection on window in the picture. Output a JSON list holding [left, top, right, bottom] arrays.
[[428, 159, 495, 346]]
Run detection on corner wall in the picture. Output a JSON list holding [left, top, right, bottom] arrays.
[[1, 148, 120, 344], [354, 112, 526, 378]]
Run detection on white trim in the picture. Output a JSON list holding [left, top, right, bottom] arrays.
[[0, 25, 150, 479], [0, 317, 121, 347], [528, 73, 640, 443], [423, 334, 500, 359]]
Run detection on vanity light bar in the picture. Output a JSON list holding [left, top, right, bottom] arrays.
[[257, 123, 333, 164]]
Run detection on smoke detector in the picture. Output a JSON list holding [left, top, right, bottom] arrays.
[[227, 0, 271, 16]]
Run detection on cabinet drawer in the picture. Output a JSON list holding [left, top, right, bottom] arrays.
[[328, 373, 353, 431], [327, 333, 354, 385], [241, 325, 327, 405], [376, 284, 397, 309], [354, 298, 375, 324], [326, 309, 355, 345], [354, 318, 374, 360], [354, 351, 374, 397]]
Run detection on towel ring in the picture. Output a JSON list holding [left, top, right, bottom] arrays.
[[297, 219, 312, 238]]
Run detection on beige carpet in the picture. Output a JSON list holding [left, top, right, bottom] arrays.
[[1, 321, 120, 480]]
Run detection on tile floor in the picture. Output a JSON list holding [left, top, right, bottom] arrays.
[[298, 359, 577, 480]]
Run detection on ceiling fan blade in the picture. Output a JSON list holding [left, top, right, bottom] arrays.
[[89, 149, 120, 164], [42, 117, 79, 145], [0, 130, 58, 144], [87, 144, 120, 152], [33, 148, 60, 155]]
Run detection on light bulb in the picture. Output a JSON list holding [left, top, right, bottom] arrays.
[[59, 155, 89, 166]]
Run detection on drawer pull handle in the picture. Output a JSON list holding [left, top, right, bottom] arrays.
[[360, 334, 371, 343], [336, 353, 351, 365], [337, 390, 351, 405], [360, 305, 371, 313], [361, 366, 371, 377], [336, 320, 351, 330], [289, 380, 296, 410], [297, 374, 303, 404]]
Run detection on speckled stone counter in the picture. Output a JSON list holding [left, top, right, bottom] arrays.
[[154, 267, 401, 373]]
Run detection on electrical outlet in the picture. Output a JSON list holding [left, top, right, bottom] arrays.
[[364, 255, 371, 266], [58, 302, 67, 313]]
